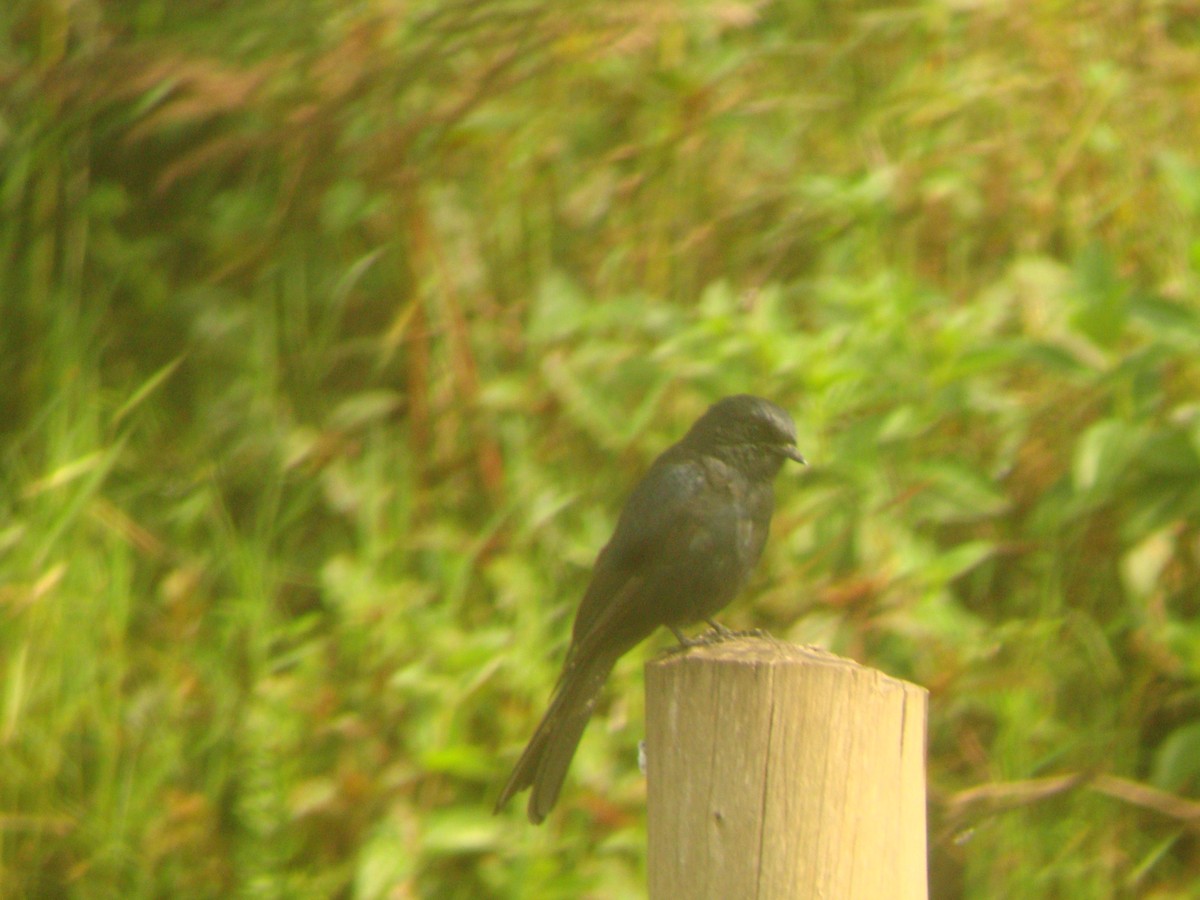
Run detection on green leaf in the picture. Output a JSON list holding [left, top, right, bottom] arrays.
[[1129, 291, 1200, 349], [908, 461, 1010, 524], [1069, 243, 1128, 349], [420, 744, 496, 780], [421, 809, 506, 855], [1150, 722, 1200, 792], [1073, 419, 1142, 495], [1120, 528, 1174, 600]]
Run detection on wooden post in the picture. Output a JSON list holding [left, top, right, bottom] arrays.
[[645, 638, 928, 900]]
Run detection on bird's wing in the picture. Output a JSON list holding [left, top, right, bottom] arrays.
[[570, 454, 730, 647]]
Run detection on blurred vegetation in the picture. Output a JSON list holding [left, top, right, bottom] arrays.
[[2, 0, 1200, 896]]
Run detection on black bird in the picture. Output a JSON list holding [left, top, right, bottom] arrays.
[[495, 395, 805, 823]]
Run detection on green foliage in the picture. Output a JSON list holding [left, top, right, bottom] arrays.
[[2, 0, 1200, 896]]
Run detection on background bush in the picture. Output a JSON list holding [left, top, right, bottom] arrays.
[[2, 0, 1199, 896]]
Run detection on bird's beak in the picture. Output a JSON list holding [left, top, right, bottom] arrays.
[[783, 446, 807, 465]]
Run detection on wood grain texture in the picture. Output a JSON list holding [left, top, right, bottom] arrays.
[[646, 638, 928, 900]]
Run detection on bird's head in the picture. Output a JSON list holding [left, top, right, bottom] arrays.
[[683, 395, 806, 477]]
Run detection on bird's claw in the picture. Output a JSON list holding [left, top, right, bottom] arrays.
[[666, 624, 770, 652], [700, 625, 768, 644]]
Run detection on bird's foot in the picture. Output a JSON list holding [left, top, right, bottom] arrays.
[[730, 627, 769, 639], [667, 626, 703, 651], [665, 622, 770, 652], [703, 620, 768, 643], [705, 619, 735, 637]]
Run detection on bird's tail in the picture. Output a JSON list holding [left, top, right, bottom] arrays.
[[494, 646, 618, 824]]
